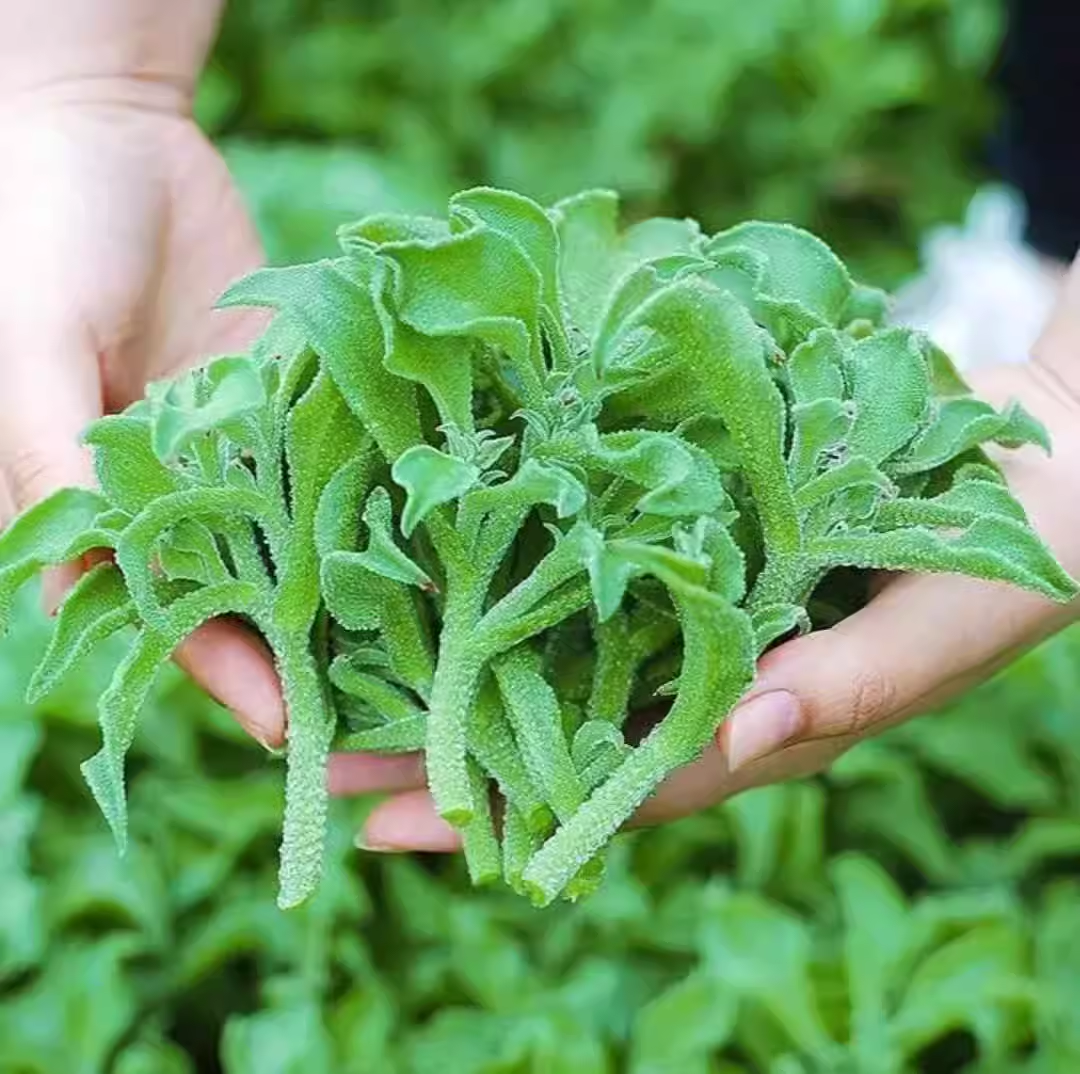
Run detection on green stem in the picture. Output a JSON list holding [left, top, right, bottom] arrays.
[[274, 632, 337, 909], [425, 591, 486, 826], [521, 590, 753, 905], [479, 527, 586, 637], [746, 552, 819, 615]]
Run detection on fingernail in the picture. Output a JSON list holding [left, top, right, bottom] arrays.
[[354, 832, 401, 853], [724, 690, 803, 772]]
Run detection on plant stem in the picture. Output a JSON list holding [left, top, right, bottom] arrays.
[[274, 632, 337, 909], [747, 552, 819, 614], [425, 590, 486, 826]]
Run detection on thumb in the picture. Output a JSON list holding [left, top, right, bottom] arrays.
[[0, 316, 103, 604], [635, 569, 1058, 826], [723, 569, 1058, 772]]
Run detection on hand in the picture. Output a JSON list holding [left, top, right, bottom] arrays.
[[0, 85, 284, 746], [330, 355, 1080, 852]]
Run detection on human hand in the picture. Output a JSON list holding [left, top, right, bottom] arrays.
[[331, 330, 1080, 852], [0, 73, 284, 745]]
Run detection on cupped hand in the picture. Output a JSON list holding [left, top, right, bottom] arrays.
[[333, 357, 1080, 851], [0, 87, 284, 745]]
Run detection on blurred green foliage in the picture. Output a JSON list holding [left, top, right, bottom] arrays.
[[4, 588, 1080, 1072], [200, 0, 1003, 283], [8, 1, 1078, 1072]]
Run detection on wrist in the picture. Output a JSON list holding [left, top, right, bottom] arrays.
[[0, 1, 224, 114]]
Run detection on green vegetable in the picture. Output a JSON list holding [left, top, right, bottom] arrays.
[[0, 188, 1074, 909]]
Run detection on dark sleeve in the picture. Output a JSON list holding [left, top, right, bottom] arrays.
[[991, 3, 1080, 262]]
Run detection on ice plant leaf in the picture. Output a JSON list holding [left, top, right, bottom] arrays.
[[27, 564, 136, 703], [1, 183, 1074, 912], [0, 488, 110, 631], [392, 445, 479, 538]]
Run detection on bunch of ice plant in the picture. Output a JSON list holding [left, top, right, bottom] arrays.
[[0, 188, 1073, 908]]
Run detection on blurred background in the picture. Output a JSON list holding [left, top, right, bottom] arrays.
[[3, 1, 1080, 1071]]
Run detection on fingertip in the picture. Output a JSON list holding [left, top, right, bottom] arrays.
[[360, 789, 462, 853], [174, 619, 286, 748]]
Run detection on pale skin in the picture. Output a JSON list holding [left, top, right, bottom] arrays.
[[1, 1, 1078, 854]]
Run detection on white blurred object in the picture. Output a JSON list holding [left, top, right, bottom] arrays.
[[890, 186, 1065, 371]]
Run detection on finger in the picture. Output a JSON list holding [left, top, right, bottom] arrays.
[[635, 569, 1063, 827], [173, 618, 286, 748], [327, 752, 426, 797], [359, 788, 462, 853]]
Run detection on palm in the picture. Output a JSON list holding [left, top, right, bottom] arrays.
[[0, 103, 264, 417]]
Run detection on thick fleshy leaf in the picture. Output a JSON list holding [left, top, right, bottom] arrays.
[[82, 581, 263, 850], [115, 487, 276, 627], [219, 260, 422, 459], [845, 328, 931, 466], [811, 516, 1077, 602], [0, 488, 110, 631], [27, 564, 136, 703], [463, 458, 586, 531], [157, 520, 232, 586], [787, 328, 848, 405], [330, 655, 426, 724], [604, 276, 800, 554], [787, 397, 854, 489], [276, 366, 367, 630], [376, 209, 545, 396], [452, 187, 561, 316], [494, 647, 585, 822], [523, 584, 755, 905], [576, 428, 728, 519], [875, 477, 1028, 531], [752, 602, 809, 651], [706, 221, 853, 325], [83, 415, 187, 511], [384, 323, 475, 431], [148, 356, 268, 462], [392, 445, 479, 538], [896, 396, 1050, 474], [313, 449, 378, 560]]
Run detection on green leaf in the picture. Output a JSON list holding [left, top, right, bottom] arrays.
[[392, 444, 479, 537], [83, 414, 187, 511], [523, 584, 754, 904], [494, 647, 586, 822], [787, 328, 848, 405], [314, 449, 377, 559], [115, 487, 276, 626], [148, 355, 268, 462], [451, 187, 561, 317], [276, 366, 367, 630], [845, 328, 931, 466], [27, 563, 136, 703], [752, 602, 809, 651], [832, 854, 912, 1061], [706, 221, 853, 326], [81, 581, 263, 851], [630, 970, 736, 1074], [890, 925, 1028, 1056], [896, 396, 1051, 474], [0, 487, 110, 631], [787, 396, 854, 489], [376, 206, 545, 399], [811, 515, 1078, 603], [219, 260, 422, 460], [604, 276, 800, 554]]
